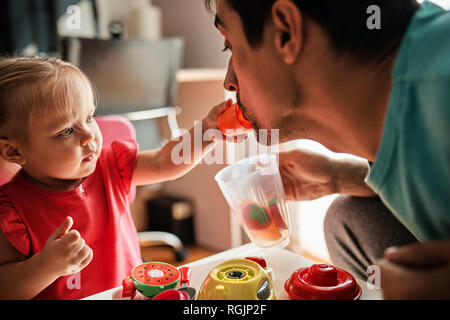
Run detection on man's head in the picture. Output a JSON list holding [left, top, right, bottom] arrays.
[[206, 0, 419, 150]]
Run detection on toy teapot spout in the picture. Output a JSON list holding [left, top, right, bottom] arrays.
[[215, 285, 227, 299]]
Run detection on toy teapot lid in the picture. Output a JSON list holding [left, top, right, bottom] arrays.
[[285, 264, 362, 300]]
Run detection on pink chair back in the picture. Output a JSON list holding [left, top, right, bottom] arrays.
[[95, 115, 137, 203], [0, 116, 137, 203], [0, 161, 20, 186], [95, 115, 137, 146]]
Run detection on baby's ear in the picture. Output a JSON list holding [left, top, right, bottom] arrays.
[[0, 138, 26, 166]]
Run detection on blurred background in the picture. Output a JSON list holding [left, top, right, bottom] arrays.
[[0, 0, 338, 265]]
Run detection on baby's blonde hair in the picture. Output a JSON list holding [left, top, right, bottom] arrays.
[[0, 56, 97, 144]]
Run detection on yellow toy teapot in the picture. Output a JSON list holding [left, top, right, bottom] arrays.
[[197, 257, 276, 300]]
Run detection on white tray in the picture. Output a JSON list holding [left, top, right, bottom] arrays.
[[84, 243, 382, 300]]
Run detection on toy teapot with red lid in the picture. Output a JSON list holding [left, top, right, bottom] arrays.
[[285, 263, 362, 300]]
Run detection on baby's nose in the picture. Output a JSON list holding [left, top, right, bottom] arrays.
[[80, 128, 95, 146]]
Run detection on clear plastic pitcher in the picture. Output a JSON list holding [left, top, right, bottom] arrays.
[[215, 153, 291, 248]]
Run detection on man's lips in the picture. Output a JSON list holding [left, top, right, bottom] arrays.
[[240, 108, 256, 129], [241, 109, 250, 122], [236, 95, 253, 127]]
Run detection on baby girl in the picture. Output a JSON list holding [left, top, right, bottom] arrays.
[[0, 56, 240, 299]]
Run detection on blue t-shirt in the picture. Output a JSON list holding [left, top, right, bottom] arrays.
[[366, 1, 450, 241]]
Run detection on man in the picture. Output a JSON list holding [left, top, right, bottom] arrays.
[[205, 0, 450, 299]]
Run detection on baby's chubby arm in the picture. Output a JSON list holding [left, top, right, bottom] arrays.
[[0, 216, 93, 299], [132, 100, 246, 186]]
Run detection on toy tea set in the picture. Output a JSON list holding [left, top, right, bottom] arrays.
[[121, 258, 361, 300], [121, 103, 362, 300]]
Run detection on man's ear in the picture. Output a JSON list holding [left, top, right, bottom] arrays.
[[272, 0, 302, 64], [0, 138, 26, 166]]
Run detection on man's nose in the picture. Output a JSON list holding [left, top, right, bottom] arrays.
[[223, 58, 238, 92]]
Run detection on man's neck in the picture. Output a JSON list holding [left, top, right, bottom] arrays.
[[317, 51, 398, 161]]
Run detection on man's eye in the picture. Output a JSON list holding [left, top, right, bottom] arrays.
[[60, 127, 74, 137], [222, 45, 231, 52]]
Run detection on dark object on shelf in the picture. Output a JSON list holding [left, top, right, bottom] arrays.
[[108, 21, 124, 39], [147, 196, 195, 246]]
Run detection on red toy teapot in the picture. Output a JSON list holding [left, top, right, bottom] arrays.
[[285, 263, 362, 300]]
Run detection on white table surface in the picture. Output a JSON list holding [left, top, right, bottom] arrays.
[[83, 243, 382, 300]]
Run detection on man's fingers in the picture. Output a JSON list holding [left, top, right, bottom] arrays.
[[278, 149, 303, 165], [280, 165, 293, 191], [378, 259, 409, 299], [384, 241, 448, 269], [280, 164, 298, 200], [378, 258, 425, 299], [48, 216, 73, 241], [378, 258, 450, 299]]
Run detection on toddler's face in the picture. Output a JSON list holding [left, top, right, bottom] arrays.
[[21, 76, 103, 183]]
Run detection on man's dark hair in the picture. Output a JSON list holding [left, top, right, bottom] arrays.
[[205, 0, 420, 63]]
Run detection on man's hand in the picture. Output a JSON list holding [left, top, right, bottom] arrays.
[[379, 239, 450, 299], [278, 147, 376, 201]]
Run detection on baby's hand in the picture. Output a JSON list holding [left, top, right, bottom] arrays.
[[203, 99, 232, 132], [40, 217, 93, 277], [203, 99, 249, 143]]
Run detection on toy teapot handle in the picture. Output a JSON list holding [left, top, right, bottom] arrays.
[[179, 266, 191, 286], [245, 257, 275, 282], [245, 257, 266, 268], [121, 275, 136, 300]]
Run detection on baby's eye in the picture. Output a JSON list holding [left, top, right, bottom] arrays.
[[60, 127, 74, 137], [87, 115, 94, 123]]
